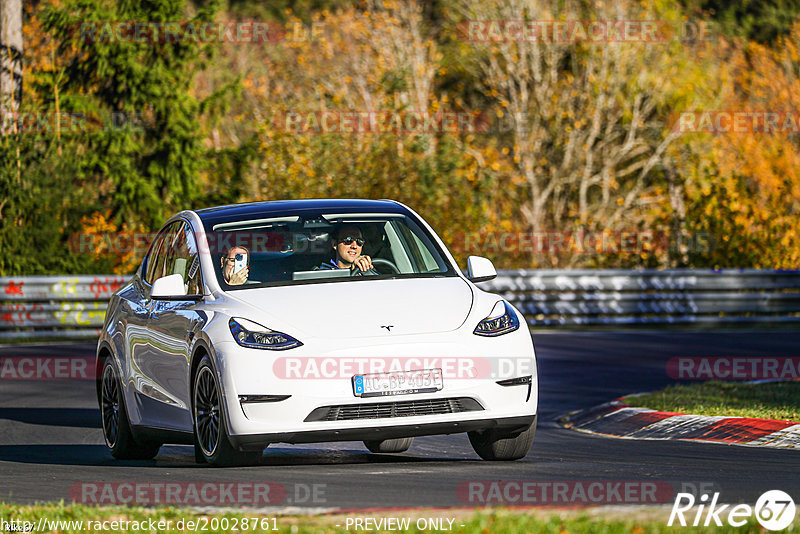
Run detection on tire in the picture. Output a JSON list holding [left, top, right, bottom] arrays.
[[100, 359, 160, 460], [193, 355, 261, 467], [468, 415, 537, 461], [364, 437, 414, 453]]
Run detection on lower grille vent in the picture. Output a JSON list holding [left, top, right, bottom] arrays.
[[304, 397, 483, 422]]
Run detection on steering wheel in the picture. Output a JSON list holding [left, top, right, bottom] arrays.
[[371, 258, 401, 275]]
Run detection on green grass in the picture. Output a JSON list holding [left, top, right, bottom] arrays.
[[624, 381, 800, 421], [0, 503, 787, 533]]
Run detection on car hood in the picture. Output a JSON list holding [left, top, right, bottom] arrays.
[[227, 276, 474, 338]]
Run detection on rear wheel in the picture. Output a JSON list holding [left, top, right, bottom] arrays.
[[364, 437, 414, 453], [193, 356, 261, 466], [100, 360, 160, 460], [468, 415, 537, 461]]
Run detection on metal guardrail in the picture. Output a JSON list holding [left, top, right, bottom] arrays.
[[1, 270, 799, 339], [0, 276, 128, 340], [478, 269, 800, 326]]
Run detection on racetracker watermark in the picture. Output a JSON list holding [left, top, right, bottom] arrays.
[[457, 480, 674, 505], [670, 111, 800, 135], [69, 230, 332, 256], [272, 356, 534, 381], [70, 482, 326, 505], [0, 356, 96, 380], [460, 20, 667, 43], [272, 110, 489, 135], [75, 21, 285, 43], [667, 357, 800, 380], [0, 110, 152, 135], [669, 489, 796, 530], [452, 230, 714, 256], [458, 20, 715, 44], [2, 516, 278, 532]]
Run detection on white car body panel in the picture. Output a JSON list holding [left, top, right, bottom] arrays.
[[228, 277, 474, 338]]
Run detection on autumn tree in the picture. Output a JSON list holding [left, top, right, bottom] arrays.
[[676, 24, 800, 268], [39, 0, 225, 229], [450, 0, 701, 266], [238, 0, 505, 254]]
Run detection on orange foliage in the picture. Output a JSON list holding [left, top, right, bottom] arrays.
[[686, 25, 800, 267], [78, 212, 149, 275]]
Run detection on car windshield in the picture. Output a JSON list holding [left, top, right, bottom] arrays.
[[203, 211, 457, 290]]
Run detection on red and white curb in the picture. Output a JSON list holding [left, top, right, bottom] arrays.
[[559, 400, 800, 449]]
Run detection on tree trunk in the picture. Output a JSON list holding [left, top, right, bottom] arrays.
[[1, 0, 23, 113], [666, 164, 688, 267]]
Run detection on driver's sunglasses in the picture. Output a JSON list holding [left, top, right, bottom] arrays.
[[339, 236, 365, 246], [225, 253, 245, 262]]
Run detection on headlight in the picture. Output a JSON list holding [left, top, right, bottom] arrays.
[[229, 317, 303, 350], [473, 301, 520, 337]]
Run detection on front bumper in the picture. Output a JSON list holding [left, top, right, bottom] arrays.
[[213, 330, 538, 449], [228, 415, 536, 449]]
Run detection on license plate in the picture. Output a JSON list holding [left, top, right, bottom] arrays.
[[353, 368, 443, 398]]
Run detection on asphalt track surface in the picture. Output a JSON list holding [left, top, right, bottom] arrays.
[[1, 331, 799, 510]]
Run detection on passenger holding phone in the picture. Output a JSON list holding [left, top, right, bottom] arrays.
[[318, 226, 378, 275], [221, 246, 249, 285]]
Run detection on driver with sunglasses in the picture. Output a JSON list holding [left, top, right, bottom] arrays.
[[318, 225, 378, 275]]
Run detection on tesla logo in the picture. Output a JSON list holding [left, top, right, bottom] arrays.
[[380, 325, 394, 332]]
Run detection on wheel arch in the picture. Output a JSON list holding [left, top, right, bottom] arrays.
[[188, 338, 213, 409], [188, 336, 238, 440], [95, 342, 115, 405]]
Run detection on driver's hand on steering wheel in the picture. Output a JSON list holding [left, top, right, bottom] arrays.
[[352, 255, 373, 272]]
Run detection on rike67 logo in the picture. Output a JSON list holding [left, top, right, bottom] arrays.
[[669, 490, 796, 531]]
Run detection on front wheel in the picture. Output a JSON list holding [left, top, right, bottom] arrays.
[[100, 359, 160, 460], [193, 356, 261, 466], [468, 415, 537, 461], [364, 437, 414, 453]]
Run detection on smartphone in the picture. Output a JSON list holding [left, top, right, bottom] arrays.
[[234, 253, 247, 274]]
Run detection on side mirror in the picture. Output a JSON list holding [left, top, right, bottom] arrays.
[[467, 256, 497, 283], [151, 273, 190, 300]]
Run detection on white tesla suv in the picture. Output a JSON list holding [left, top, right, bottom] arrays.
[[97, 199, 538, 465]]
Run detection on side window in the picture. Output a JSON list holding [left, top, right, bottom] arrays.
[[144, 232, 166, 285], [145, 222, 181, 285], [383, 222, 413, 272], [162, 222, 203, 295], [394, 223, 433, 272], [407, 231, 439, 271], [184, 225, 203, 295], [393, 220, 447, 273]]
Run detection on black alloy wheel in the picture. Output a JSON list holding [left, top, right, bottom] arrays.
[[194, 365, 221, 457], [100, 359, 160, 460], [101, 364, 120, 448], [193, 355, 262, 466]]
